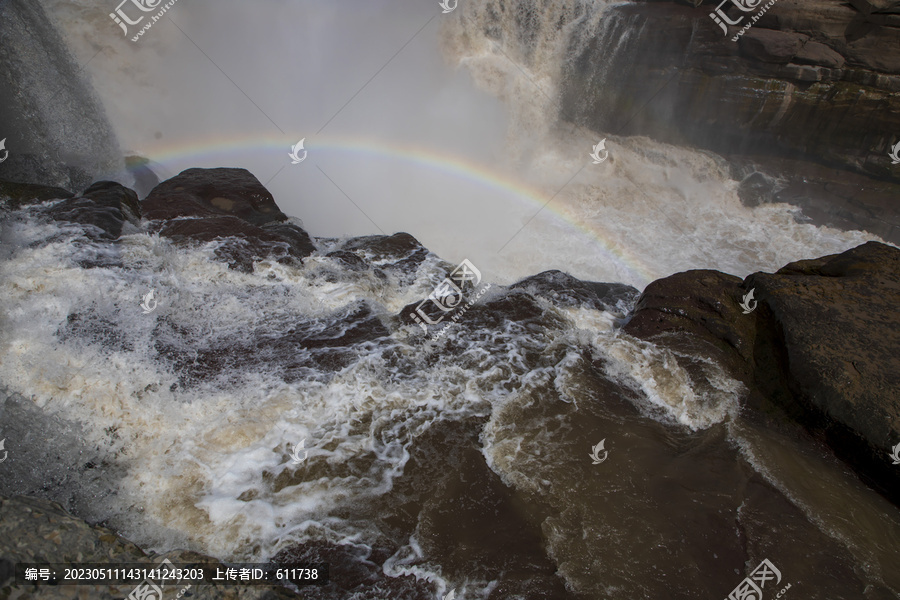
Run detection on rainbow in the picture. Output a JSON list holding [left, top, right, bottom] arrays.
[[128, 133, 656, 286]]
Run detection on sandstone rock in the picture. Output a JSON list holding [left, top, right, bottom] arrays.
[[746, 241, 900, 499], [794, 40, 846, 67], [544, 0, 900, 197], [739, 29, 809, 63]]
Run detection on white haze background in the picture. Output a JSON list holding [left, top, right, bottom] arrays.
[[41, 0, 881, 289]]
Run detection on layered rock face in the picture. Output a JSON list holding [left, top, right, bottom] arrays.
[[465, 0, 900, 243], [560, 0, 900, 180], [562, 0, 900, 241]]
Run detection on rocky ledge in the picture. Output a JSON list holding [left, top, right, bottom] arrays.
[[625, 240, 900, 503]]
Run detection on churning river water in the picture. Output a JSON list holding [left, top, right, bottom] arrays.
[[1, 0, 898, 598]]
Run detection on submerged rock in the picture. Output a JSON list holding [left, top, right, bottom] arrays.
[[0, 181, 74, 210], [511, 269, 639, 313]]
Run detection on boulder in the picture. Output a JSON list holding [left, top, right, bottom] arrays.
[[142, 167, 288, 225], [624, 241, 900, 502], [46, 181, 141, 240], [747, 241, 900, 497], [623, 269, 757, 388], [143, 168, 315, 270], [794, 40, 846, 67], [511, 270, 639, 313], [158, 216, 315, 272]]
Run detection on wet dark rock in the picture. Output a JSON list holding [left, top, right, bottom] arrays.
[[158, 216, 315, 273], [272, 542, 433, 600], [155, 302, 392, 387], [0, 1, 122, 191], [731, 155, 900, 244], [341, 232, 430, 281], [510, 269, 639, 312], [738, 29, 809, 64], [142, 167, 288, 225], [746, 241, 900, 501], [415, 445, 575, 600], [324, 250, 369, 271], [624, 269, 758, 390], [735, 170, 783, 208], [0, 181, 74, 210], [143, 168, 316, 270], [59, 313, 134, 353], [625, 241, 900, 503], [0, 495, 301, 599], [46, 181, 141, 240]]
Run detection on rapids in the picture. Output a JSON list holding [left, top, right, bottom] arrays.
[[0, 1, 898, 599]]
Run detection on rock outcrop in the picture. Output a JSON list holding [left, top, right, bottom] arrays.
[[559, 0, 900, 180], [466, 0, 900, 243], [625, 241, 900, 503], [0, 0, 122, 191], [142, 167, 316, 272]]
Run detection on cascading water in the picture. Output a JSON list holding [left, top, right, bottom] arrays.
[[2, 0, 899, 599]]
